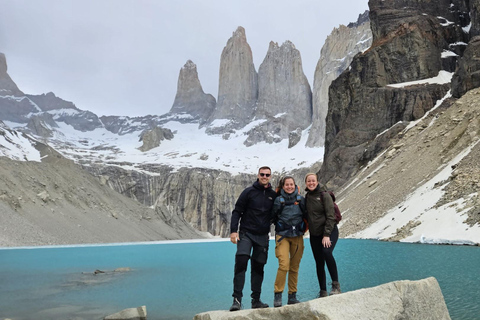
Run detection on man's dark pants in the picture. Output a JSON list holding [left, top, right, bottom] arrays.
[[232, 231, 269, 300]]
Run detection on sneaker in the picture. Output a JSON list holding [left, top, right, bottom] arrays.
[[229, 297, 242, 311], [287, 292, 300, 305], [251, 298, 269, 309], [330, 281, 341, 295], [274, 292, 282, 307], [317, 290, 328, 298]]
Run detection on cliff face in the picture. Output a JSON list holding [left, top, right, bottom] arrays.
[[86, 165, 253, 237], [84, 161, 322, 238], [307, 11, 372, 148], [319, 0, 472, 187], [244, 40, 312, 147], [452, 36, 480, 98], [207, 27, 258, 131], [170, 60, 216, 125]]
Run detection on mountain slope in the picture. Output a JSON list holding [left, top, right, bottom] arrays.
[[337, 88, 480, 244], [0, 125, 204, 247]]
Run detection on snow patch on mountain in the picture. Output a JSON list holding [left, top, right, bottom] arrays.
[[349, 140, 480, 244], [3, 119, 323, 175]]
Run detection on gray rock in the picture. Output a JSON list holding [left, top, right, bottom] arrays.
[[194, 277, 450, 320], [138, 126, 174, 152], [207, 27, 258, 130], [0, 52, 24, 97], [26, 92, 76, 111], [170, 60, 216, 125], [104, 306, 146, 320], [307, 11, 372, 148], [26, 113, 59, 138], [452, 36, 480, 98], [86, 164, 253, 237], [246, 40, 312, 147], [255, 40, 312, 128], [471, 0, 480, 37], [319, 0, 471, 187]]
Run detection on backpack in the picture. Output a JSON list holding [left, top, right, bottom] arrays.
[[321, 191, 342, 224], [276, 194, 308, 233]]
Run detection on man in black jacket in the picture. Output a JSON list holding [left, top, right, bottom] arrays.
[[229, 166, 277, 311]]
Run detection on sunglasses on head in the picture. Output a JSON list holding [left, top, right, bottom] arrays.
[[259, 173, 271, 177]]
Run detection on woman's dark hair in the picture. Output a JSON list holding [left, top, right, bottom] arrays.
[[275, 176, 295, 194]]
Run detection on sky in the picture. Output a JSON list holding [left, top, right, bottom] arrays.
[[0, 0, 369, 117]]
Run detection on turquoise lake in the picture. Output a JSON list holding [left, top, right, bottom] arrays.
[[0, 239, 479, 320]]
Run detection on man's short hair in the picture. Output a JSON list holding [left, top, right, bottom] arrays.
[[258, 166, 271, 173]]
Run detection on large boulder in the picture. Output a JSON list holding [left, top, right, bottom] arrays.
[[138, 126, 174, 152], [194, 277, 450, 320], [104, 306, 146, 320]]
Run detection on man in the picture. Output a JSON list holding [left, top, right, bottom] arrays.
[[229, 166, 277, 311]]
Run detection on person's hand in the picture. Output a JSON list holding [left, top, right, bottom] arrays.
[[230, 232, 240, 244], [322, 236, 331, 248]]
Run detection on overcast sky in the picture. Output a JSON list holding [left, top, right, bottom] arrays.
[[0, 0, 369, 117]]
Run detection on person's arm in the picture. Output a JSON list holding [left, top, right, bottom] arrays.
[[230, 188, 249, 243], [300, 197, 307, 220], [321, 191, 336, 247], [271, 197, 281, 224]]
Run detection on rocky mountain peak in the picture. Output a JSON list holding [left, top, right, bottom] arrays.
[[26, 92, 77, 111], [169, 60, 216, 125], [244, 39, 312, 147], [0, 52, 24, 97], [207, 26, 258, 132], [232, 26, 247, 40], [306, 11, 372, 148]]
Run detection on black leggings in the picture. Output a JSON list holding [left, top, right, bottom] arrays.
[[309, 225, 339, 291]]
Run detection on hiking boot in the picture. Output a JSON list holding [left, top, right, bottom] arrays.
[[317, 290, 328, 298], [330, 281, 341, 295], [229, 297, 242, 311], [274, 292, 282, 307], [251, 298, 269, 309], [287, 292, 300, 305]]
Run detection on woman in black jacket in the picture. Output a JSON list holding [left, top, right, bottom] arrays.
[[304, 173, 341, 297]]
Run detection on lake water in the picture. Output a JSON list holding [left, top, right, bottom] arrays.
[[0, 239, 479, 320]]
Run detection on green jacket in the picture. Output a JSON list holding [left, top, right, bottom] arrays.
[[305, 184, 336, 237]]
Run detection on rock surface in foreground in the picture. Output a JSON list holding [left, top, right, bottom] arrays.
[[104, 305, 146, 320], [194, 277, 450, 320]]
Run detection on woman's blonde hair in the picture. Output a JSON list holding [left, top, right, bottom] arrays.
[[304, 172, 318, 183]]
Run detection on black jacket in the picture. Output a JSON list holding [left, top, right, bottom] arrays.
[[230, 180, 277, 235]]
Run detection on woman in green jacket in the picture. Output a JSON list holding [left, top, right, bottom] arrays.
[[304, 173, 341, 297]]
